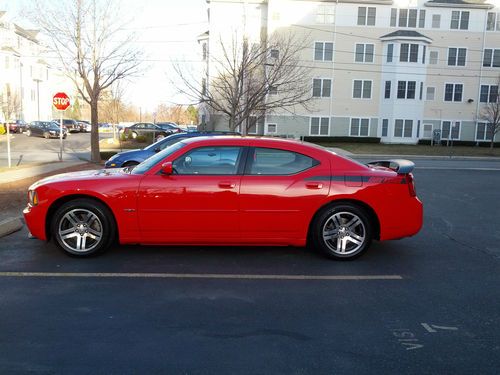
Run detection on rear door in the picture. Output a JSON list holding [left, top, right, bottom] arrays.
[[239, 146, 330, 243]]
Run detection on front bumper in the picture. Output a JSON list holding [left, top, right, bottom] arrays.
[[23, 204, 47, 240]]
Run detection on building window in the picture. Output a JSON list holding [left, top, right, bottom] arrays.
[[423, 124, 433, 138], [451, 11, 469, 30], [314, 42, 333, 61], [355, 43, 374, 63], [270, 49, 279, 59], [476, 122, 494, 141], [397, 81, 416, 99], [387, 44, 394, 62], [390, 8, 397, 27], [382, 119, 388, 137], [268, 85, 278, 95], [272, 12, 280, 21], [429, 51, 439, 64], [385, 81, 391, 99], [350, 118, 370, 137], [422, 45, 426, 64], [202, 43, 207, 60], [353, 80, 372, 99], [400, 43, 419, 62], [442, 121, 460, 140], [394, 119, 413, 138], [201, 78, 207, 96], [483, 49, 500, 67], [426, 87, 435, 100], [419, 10, 426, 28], [310, 117, 329, 136], [357, 7, 376, 26], [317, 4, 335, 23], [432, 14, 441, 28], [312, 79, 332, 97], [266, 123, 277, 134], [444, 84, 463, 102], [448, 48, 466, 66], [248, 116, 258, 134], [486, 12, 500, 31], [480, 85, 498, 103]]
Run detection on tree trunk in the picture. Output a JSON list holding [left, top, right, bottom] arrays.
[[90, 98, 100, 163]]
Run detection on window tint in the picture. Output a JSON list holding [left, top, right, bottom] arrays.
[[173, 146, 242, 175], [248, 148, 318, 175]]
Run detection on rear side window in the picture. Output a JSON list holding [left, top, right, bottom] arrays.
[[247, 148, 318, 175]]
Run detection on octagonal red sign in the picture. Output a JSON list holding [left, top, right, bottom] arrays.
[[53, 92, 70, 111]]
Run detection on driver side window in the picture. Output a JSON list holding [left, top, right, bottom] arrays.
[[173, 146, 243, 175]]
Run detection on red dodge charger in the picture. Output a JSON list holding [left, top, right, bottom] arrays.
[[24, 137, 422, 259]]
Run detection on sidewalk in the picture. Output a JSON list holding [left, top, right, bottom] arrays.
[[0, 160, 88, 184]]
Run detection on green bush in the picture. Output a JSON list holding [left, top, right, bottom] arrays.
[[120, 132, 127, 142], [135, 135, 147, 143], [303, 136, 381, 144]]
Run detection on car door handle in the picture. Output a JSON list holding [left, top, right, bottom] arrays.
[[306, 182, 323, 189], [219, 182, 236, 189]]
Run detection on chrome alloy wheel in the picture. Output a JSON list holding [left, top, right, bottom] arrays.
[[322, 211, 366, 255], [58, 209, 103, 253]]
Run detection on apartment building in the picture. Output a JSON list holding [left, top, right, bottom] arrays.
[[203, 0, 500, 144]]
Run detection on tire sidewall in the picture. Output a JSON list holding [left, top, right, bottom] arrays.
[[312, 203, 372, 260], [51, 199, 115, 257]]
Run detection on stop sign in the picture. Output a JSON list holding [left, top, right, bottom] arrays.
[[53, 92, 71, 111]]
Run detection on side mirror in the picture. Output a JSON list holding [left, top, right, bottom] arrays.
[[160, 161, 173, 175]]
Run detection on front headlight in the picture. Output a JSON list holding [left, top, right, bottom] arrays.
[[28, 190, 38, 206]]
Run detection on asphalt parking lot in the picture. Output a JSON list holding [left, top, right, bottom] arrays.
[[0, 163, 499, 374]]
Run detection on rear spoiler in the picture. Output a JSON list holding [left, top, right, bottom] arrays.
[[367, 159, 415, 174]]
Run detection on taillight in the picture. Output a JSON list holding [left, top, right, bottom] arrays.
[[406, 173, 416, 197]]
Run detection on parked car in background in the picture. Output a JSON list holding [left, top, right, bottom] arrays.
[[26, 121, 68, 139], [123, 122, 175, 141], [7, 120, 28, 133], [155, 122, 183, 135], [77, 120, 91, 132], [105, 131, 240, 168], [52, 119, 79, 133], [25, 136, 422, 258]]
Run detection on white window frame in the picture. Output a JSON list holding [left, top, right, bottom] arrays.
[[486, 12, 500, 31], [352, 79, 373, 99], [432, 14, 441, 28], [450, 10, 469, 30], [316, 4, 335, 24], [422, 123, 434, 139], [447, 47, 467, 66], [400, 43, 419, 63], [394, 119, 414, 138], [475, 122, 494, 141], [444, 83, 463, 102], [309, 117, 330, 136], [479, 84, 498, 103], [248, 116, 259, 135], [350, 117, 370, 137], [313, 41, 334, 61], [266, 123, 278, 135], [426, 86, 436, 101], [441, 120, 461, 140], [396, 80, 417, 99], [482, 48, 500, 67], [312, 78, 332, 98], [357, 6, 376, 26], [354, 43, 375, 63], [429, 50, 439, 65]]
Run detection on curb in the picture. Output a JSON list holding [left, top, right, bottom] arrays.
[[0, 216, 23, 238]]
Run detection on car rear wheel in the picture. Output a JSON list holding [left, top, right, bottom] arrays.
[[43, 132, 50, 139], [131, 131, 138, 139], [51, 198, 116, 257], [311, 203, 372, 260], [26, 129, 31, 137]]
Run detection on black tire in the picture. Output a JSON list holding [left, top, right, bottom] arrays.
[[63, 134, 67, 139], [310, 203, 372, 260], [51, 198, 116, 257]]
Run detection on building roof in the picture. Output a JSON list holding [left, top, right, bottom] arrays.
[[425, 0, 494, 8], [381, 30, 431, 39]]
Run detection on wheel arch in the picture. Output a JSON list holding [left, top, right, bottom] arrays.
[[308, 198, 381, 242], [45, 194, 119, 241]]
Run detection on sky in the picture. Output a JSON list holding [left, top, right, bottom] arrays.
[[0, 0, 209, 111]]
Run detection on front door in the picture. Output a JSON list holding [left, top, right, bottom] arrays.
[[137, 145, 245, 244]]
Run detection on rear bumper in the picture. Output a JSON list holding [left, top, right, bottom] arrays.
[[379, 197, 423, 241]]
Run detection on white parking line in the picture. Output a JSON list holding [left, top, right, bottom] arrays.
[[0, 272, 403, 280]]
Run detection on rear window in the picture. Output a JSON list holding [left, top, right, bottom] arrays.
[[248, 148, 318, 175]]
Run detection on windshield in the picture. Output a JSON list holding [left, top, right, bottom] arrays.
[[132, 141, 186, 174]]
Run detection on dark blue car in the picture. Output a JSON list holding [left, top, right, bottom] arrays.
[[104, 131, 240, 168]]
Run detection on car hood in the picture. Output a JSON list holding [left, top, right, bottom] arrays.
[[30, 168, 130, 190]]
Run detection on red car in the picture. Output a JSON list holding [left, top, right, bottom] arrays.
[[24, 137, 422, 259]]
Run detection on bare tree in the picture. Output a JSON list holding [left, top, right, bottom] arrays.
[[28, 0, 142, 162], [0, 89, 21, 125], [175, 32, 313, 133], [479, 76, 500, 149]]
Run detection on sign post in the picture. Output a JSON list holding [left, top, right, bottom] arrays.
[[52, 92, 70, 161]]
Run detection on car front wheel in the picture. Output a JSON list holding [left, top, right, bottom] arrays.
[[311, 203, 372, 260], [51, 198, 116, 257]]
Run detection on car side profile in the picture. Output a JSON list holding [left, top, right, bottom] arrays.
[[24, 137, 423, 260], [26, 121, 68, 139], [104, 131, 241, 168]]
